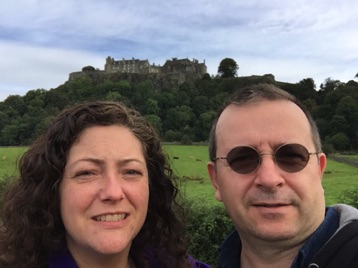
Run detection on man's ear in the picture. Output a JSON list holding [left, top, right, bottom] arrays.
[[318, 153, 327, 180], [207, 161, 223, 202]]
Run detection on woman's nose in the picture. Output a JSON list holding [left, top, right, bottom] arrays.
[[99, 173, 125, 201]]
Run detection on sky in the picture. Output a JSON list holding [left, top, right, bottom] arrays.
[[1, 0, 357, 102]]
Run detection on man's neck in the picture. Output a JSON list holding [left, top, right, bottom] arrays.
[[240, 240, 303, 268]]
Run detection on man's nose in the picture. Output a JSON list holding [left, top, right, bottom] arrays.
[[254, 154, 285, 192]]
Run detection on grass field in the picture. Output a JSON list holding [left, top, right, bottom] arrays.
[[0, 146, 28, 179], [164, 145, 358, 206], [164, 144, 219, 207], [322, 159, 358, 205], [1, 145, 358, 206]]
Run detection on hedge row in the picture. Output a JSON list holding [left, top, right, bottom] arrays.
[[0, 176, 233, 266], [2, 175, 356, 266], [183, 198, 234, 265]]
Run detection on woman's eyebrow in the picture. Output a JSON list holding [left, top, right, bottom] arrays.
[[68, 157, 146, 168]]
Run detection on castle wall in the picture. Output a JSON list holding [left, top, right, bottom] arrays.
[[70, 56, 207, 84], [105, 57, 150, 74]]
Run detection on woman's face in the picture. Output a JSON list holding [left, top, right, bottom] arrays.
[[60, 125, 149, 264]]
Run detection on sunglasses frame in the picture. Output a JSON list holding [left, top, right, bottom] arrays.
[[212, 143, 320, 174]]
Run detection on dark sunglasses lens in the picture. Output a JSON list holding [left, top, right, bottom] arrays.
[[227, 147, 260, 174], [275, 144, 310, 172]]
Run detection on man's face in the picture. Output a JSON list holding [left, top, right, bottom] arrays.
[[208, 100, 326, 246]]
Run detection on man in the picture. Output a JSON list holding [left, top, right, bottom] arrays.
[[207, 84, 358, 267]]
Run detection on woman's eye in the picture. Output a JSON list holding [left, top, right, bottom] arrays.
[[125, 169, 142, 175], [75, 170, 95, 177]]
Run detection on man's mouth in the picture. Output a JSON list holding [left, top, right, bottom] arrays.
[[94, 214, 127, 222], [253, 203, 288, 207]]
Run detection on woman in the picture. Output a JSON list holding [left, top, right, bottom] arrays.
[[0, 101, 208, 268]]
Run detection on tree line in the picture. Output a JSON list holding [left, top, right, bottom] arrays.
[[0, 71, 358, 151]]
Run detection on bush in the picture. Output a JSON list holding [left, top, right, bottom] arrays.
[[338, 188, 358, 208], [1, 176, 234, 266], [328, 132, 350, 151], [322, 143, 335, 155], [0, 175, 12, 195], [164, 130, 181, 142], [181, 134, 192, 145], [183, 198, 234, 266], [180, 175, 205, 183], [0, 175, 14, 208]]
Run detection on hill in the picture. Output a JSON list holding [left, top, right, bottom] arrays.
[[0, 73, 357, 151]]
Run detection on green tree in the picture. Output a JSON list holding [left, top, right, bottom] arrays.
[[0, 111, 9, 132], [192, 95, 208, 116], [106, 91, 122, 101], [297, 78, 317, 100], [218, 58, 239, 78], [2, 95, 26, 116], [67, 76, 95, 101], [302, 98, 318, 117], [328, 132, 350, 151], [336, 96, 358, 139], [118, 80, 132, 93], [329, 115, 348, 135], [131, 81, 154, 111], [179, 81, 198, 100], [299, 78, 316, 90], [176, 91, 191, 106], [145, 98, 160, 115], [2, 66, 358, 148], [164, 106, 193, 132], [96, 80, 117, 97], [145, 114, 162, 134], [164, 130, 181, 142], [320, 78, 343, 92], [201, 73, 211, 80], [156, 92, 178, 118], [316, 118, 332, 144], [208, 92, 229, 110], [193, 111, 216, 141], [44, 85, 70, 111], [1, 123, 19, 145], [82, 65, 95, 72]]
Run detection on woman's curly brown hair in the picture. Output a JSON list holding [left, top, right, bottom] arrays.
[[0, 101, 190, 268]]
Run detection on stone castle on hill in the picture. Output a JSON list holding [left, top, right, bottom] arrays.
[[69, 56, 207, 84]]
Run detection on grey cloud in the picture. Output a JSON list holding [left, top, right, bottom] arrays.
[[0, 0, 357, 101]]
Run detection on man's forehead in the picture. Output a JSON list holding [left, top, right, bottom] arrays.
[[215, 100, 312, 144], [218, 100, 304, 121]]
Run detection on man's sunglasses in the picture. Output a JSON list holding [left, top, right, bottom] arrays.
[[212, 143, 320, 174]]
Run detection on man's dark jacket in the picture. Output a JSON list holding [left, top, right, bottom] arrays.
[[217, 204, 358, 268]]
